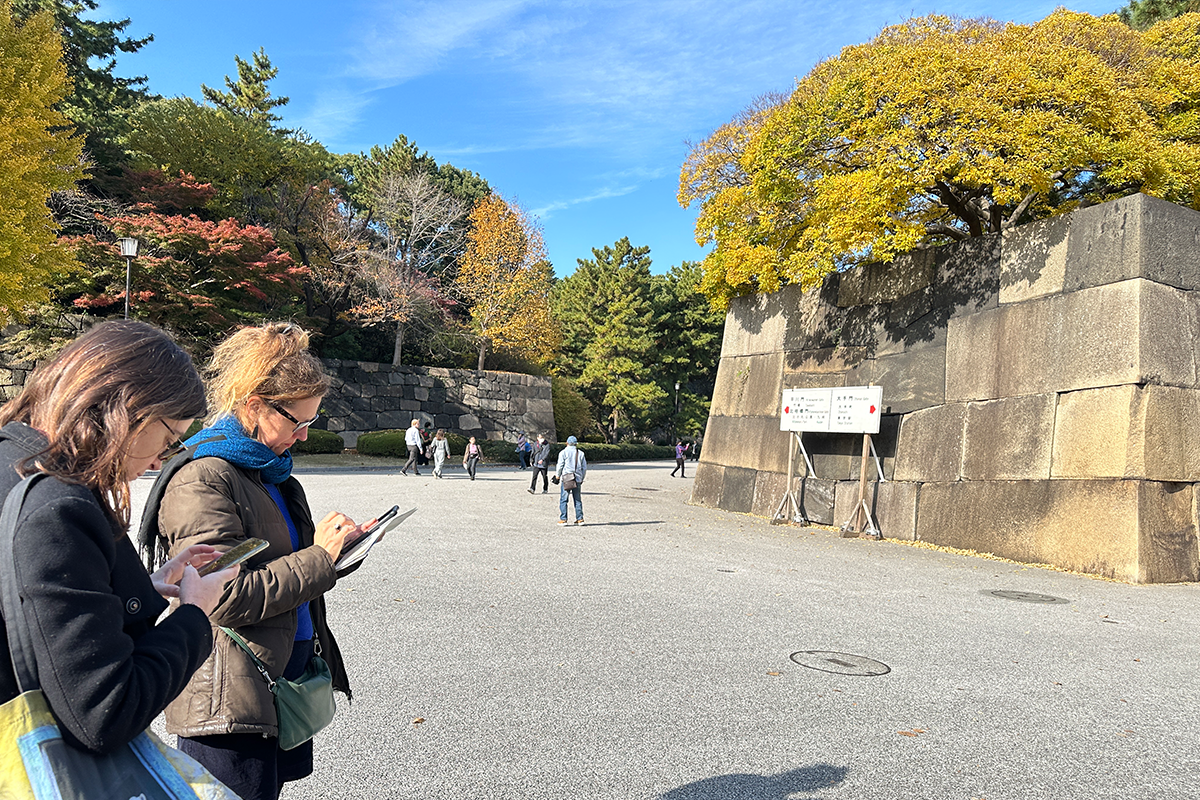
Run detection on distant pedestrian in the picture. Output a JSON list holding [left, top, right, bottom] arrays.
[[463, 436, 481, 480], [671, 440, 687, 478], [528, 433, 550, 494], [515, 431, 529, 469], [417, 422, 432, 466], [430, 429, 450, 478], [555, 435, 587, 525], [401, 419, 422, 476]]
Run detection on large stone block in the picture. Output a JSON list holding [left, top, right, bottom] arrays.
[[751, 471, 788, 518], [894, 404, 965, 482], [783, 278, 845, 353], [834, 480, 919, 540], [1051, 386, 1138, 479], [723, 290, 790, 357], [837, 248, 937, 308], [720, 467, 757, 513], [797, 477, 838, 525], [700, 415, 792, 473], [1063, 193, 1200, 293], [709, 352, 784, 418], [868, 345, 947, 415], [962, 394, 1055, 480], [690, 463, 725, 508], [947, 279, 1195, 402], [1138, 280, 1200, 389], [915, 479, 1197, 583], [1000, 212, 1071, 304], [1052, 384, 1200, 482]]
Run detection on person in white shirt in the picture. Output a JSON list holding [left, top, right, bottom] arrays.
[[554, 435, 587, 525], [401, 419, 422, 476]]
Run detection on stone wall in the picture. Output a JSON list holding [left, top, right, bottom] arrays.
[[319, 360, 555, 448], [692, 193, 1200, 583]]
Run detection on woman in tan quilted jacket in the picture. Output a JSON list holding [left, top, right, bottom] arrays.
[[147, 322, 360, 800]]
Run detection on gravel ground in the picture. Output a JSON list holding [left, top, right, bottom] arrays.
[[131, 460, 1200, 799]]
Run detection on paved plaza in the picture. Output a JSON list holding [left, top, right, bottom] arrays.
[[132, 460, 1200, 799]]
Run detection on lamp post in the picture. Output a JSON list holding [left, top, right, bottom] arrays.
[[118, 237, 139, 319], [674, 380, 680, 437]]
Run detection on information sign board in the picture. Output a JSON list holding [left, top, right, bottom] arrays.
[[781, 386, 882, 434]]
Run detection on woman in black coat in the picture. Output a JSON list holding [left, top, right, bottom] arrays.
[[0, 321, 235, 754]]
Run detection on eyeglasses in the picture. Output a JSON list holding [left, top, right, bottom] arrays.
[[266, 399, 319, 433], [158, 419, 187, 461]]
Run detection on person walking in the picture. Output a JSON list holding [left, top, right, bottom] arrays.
[[145, 322, 361, 800], [528, 433, 550, 494], [671, 440, 687, 478], [555, 435, 587, 525], [463, 436, 481, 480], [515, 431, 529, 469], [430, 429, 450, 478], [401, 419, 422, 475]]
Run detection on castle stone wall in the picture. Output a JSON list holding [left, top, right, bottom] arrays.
[[692, 193, 1200, 583]]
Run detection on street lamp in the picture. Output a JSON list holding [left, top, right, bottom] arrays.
[[674, 380, 681, 437], [118, 238, 139, 319]]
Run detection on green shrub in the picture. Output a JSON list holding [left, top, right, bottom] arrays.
[[355, 429, 407, 457], [293, 428, 345, 454], [445, 433, 467, 456]]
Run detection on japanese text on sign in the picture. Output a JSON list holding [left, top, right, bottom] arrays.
[[781, 386, 883, 434]]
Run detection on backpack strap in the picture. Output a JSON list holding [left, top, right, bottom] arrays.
[[136, 435, 225, 571]]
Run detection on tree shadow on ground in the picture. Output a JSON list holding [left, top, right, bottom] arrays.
[[658, 763, 849, 800]]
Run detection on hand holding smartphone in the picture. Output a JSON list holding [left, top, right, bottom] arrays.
[[197, 538, 269, 576]]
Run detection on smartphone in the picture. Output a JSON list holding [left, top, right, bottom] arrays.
[[344, 505, 398, 546], [197, 538, 268, 576]]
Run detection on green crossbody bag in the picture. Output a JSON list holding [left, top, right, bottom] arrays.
[[220, 628, 336, 751]]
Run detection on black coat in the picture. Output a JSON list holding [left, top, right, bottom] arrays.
[[0, 422, 213, 754]]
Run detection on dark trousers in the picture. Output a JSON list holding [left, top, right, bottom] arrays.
[[403, 445, 420, 474], [530, 466, 548, 491], [671, 457, 686, 477], [179, 639, 315, 800], [465, 455, 478, 479]]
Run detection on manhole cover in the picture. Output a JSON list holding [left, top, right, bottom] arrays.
[[983, 590, 1069, 604], [789, 651, 891, 676]]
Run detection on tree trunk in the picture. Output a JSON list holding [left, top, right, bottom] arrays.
[[477, 338, 488, 371], [393, 322, 404, 366]]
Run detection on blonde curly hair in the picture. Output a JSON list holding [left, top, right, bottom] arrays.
[[206, 322, 331, 427]]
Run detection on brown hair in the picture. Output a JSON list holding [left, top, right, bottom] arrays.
[[0, 321, 206, 530], [206, 322, 331, 427]]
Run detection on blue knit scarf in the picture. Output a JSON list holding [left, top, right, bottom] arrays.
[[186, 415, 294, 485]]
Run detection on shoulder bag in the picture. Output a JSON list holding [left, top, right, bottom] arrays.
[[0, 474, 239, 799], [220, 628, 335, 751]]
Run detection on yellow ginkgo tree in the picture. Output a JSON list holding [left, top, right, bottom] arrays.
[[679, 11, 1200, 308], [454, 194, 558, 370]]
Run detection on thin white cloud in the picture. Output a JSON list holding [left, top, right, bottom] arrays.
[[530, 184, 640, 219]]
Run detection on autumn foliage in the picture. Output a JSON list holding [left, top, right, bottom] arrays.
[[0, 2, 85, 323], [454, 194, 557, 370], [62, 212, 303, 347], [680, 11, 1200, 308]]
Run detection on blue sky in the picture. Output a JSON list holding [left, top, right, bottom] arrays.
[[96, 0, 1118, 276]]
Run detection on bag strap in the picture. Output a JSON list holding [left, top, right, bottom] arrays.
[[0, 473, 48, 693], [219, 627, 276, 690]]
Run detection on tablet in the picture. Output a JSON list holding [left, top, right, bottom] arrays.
[[334, 508, 416, 573]]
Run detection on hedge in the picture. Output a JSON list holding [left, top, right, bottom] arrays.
[[355, 430, 673, 463], [293, 428, 346, 454]]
